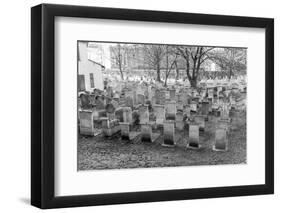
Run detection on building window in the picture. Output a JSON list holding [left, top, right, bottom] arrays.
[[90, 73, 95, 88]]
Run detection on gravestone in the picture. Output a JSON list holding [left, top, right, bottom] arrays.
[[120, 122, 130, 140], [100, 117, 120, 137], [115, 107, 133, 124], [169, 89, 176, 101], [106, 87, 113, 98], [180, 92, 189, 106], [139, 105, 149, 124], [176, 111, 184, 130], [213, 128, 228, 151], [80, 94, 92, 109], [79, 109, 101, 136], [155, 89, 160, 104], [123, 107, 133, 123], [217, 119, 230, 134], [137, 94, 145, 105], [148, 86, 153, 101], [163, 120, 176, 146], [154, 104, 165, 126], [133, 90, 137, 106], [100, 105, 120, 137], [119, 122, 141, 141], [221, 102, 230, 121], [184, 105, 191, 117], [165, 101, 176, 121], [176, 101, 184, 113], [155, 90, 166, 105], [141, 124, 152, 142], [208, 88, 214, 101], [201, 101, 209, 116], [187, 123, 201, 149], [190, 101, 197, 113], [125, 96, 134, 109], [125, 91, 135, 107], [194, 115, 205, 131]]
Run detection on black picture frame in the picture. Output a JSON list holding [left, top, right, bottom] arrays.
[[31, 3, 274, 209]]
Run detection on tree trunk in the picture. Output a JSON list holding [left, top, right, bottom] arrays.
[[119, 64, 124, 80], [164, 76, 168, 87], [189, 78, 197, 88], [175, 61, 179, 80], [228, 68, 232, 79], [156, 63, 161, 82], [185, 61, 190, 79]]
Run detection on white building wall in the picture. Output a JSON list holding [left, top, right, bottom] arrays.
[[78, 42, 104, 91]]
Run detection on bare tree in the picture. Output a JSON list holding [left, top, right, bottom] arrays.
[[110, 44, 128, 80], [210, 48, 246, 79], [176, 46, 213, 87], [163, 46, 179, 86], [143, 44, 166, 82]]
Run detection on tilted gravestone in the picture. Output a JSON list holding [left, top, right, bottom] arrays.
[[80, 94, 92, 109], [100, 116, 120, 137], [119, 122, 141, 142]]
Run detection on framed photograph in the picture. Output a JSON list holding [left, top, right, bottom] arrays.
[[31, 3, 274, 209]]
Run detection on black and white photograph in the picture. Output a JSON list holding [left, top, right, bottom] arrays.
[[77, 41, 247, 171], [28, 2, 274, 209]]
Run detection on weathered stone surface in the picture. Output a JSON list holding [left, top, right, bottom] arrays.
[[154, 104, 165, 126], [213, 128, 228, 151], [194, 115, 205, 131], [141, 124, 152, 142], [176, 111, 184, 130], [139, 105, 149, 124], [187, 124, 200, 149], [163, 121, 175, 146], [201, 101, 209, 116], [165, 101, 176, 121], [79, 110, 95, 136], [169, 89, 176, 101]]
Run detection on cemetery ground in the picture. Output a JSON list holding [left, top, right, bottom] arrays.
[[78, 110, 246, 170]]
